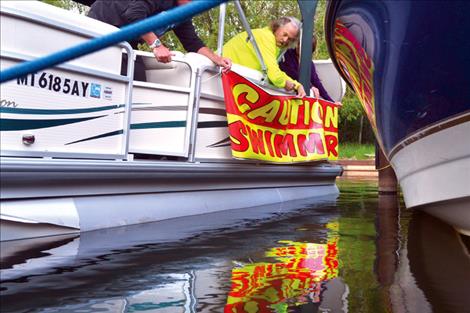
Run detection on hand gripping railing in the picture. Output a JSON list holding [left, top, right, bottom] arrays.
[[0, 0, 229, 83]]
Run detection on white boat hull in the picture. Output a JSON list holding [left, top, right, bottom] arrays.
[[0, 158, 341, 241], [390, 116, 470, 234]]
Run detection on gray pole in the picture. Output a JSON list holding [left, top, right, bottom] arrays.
[[216, 3, 227, 55], [298, 0, 318, 93], [234, 0, 268, 80]]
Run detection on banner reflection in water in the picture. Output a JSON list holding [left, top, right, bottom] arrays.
[[225, 223, 339, 312]]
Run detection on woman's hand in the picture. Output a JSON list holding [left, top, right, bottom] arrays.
[[310, 86, 320, 98]]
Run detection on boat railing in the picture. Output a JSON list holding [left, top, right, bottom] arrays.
[[0, 2, 136, 160], [0, 0, 327, 163], [0, 0, 229, 162]]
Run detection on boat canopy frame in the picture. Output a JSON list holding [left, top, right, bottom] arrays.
[[216, 0, 319, 91]]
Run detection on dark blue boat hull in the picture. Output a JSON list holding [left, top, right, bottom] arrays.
[[325, 0, 470, 156]]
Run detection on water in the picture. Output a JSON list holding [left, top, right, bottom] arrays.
[[1, 179, 469, 313]]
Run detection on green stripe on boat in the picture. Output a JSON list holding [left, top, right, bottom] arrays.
[[0, 104, 125, 115], [0, 116, 106, 131], [130, 121, 186, 129], [66, 130, 124, 145]]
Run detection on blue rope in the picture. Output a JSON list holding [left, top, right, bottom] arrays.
[[0, 0, 228, 83]]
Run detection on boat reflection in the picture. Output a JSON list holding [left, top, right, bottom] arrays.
[[0, 195, 340, 312], [375, 195, 470, 313], [407, 211, 470, 313], [1, 191, 469, 312]]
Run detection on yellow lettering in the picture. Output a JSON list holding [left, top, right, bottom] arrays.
[[232, 83, 259, 113], [325, 106, 338, 128], [247, 99, 280, 122], [311, 101, 323, 124], [289, 99, 303, 124], [304, 100, 310, 126], [278, 100, 289, 125]]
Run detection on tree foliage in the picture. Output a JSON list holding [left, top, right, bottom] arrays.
[[41, 0, 373, 143], [41, 0, 88, 14]]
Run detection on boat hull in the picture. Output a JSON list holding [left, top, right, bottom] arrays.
[[0, 158, 341, 241], [0, 1, 344, 242], [325, 0, 470, 233]]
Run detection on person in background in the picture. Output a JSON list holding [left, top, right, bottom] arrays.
[[88, 0, 231, 80], [279, 35, 335, 102], [223, 16, 306, 98]]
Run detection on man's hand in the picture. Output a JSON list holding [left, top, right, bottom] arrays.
[[197, 47, 232, 72], [214, 56, 232, 72], [153, 45, 174, 63]]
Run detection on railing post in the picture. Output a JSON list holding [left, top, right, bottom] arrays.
[[188, 68, 204, 163], [122, 46, 135, 160], [216, 3, 227, 56]]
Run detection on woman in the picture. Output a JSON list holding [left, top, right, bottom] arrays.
[[279, 35, 334, 101]]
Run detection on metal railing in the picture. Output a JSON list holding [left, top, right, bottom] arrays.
[[0, 0, 319, 163]]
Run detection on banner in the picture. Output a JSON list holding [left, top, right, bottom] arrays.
[[222, 71, 339, 163]]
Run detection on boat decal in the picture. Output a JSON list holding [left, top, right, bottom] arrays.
[[65, 130, 124, 145], [197, 121, 228, 128], [389, 110, 470, 159], [199, 107, 227, 116], [0, 115, 106, 131], [207, 136, 231, 148], [130, 121, 186, 129], [0, 104, 124, 115]]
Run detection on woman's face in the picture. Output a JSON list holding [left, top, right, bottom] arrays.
[[274, 22, 299, 48]]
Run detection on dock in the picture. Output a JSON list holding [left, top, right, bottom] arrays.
[[337, 159, 377, 178]]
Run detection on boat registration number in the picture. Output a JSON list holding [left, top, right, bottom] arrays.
[[16, 71, 92, 98]]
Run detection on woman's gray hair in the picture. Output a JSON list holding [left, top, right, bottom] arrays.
[[270, 16, 302, 34]]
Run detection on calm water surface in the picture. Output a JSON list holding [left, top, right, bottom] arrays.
[[1, 179, 469, 313]]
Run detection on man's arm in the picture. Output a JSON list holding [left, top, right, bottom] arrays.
[[141, 32, 174, 63], [197, 47, 232, 71], [119, 0, 174, 63], [174, 21, 231, 70]]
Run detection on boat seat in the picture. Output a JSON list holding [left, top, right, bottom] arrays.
[[314, 60, 346, 102]]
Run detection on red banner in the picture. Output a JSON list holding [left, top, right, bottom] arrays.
[[222, 71, 339, 163]]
